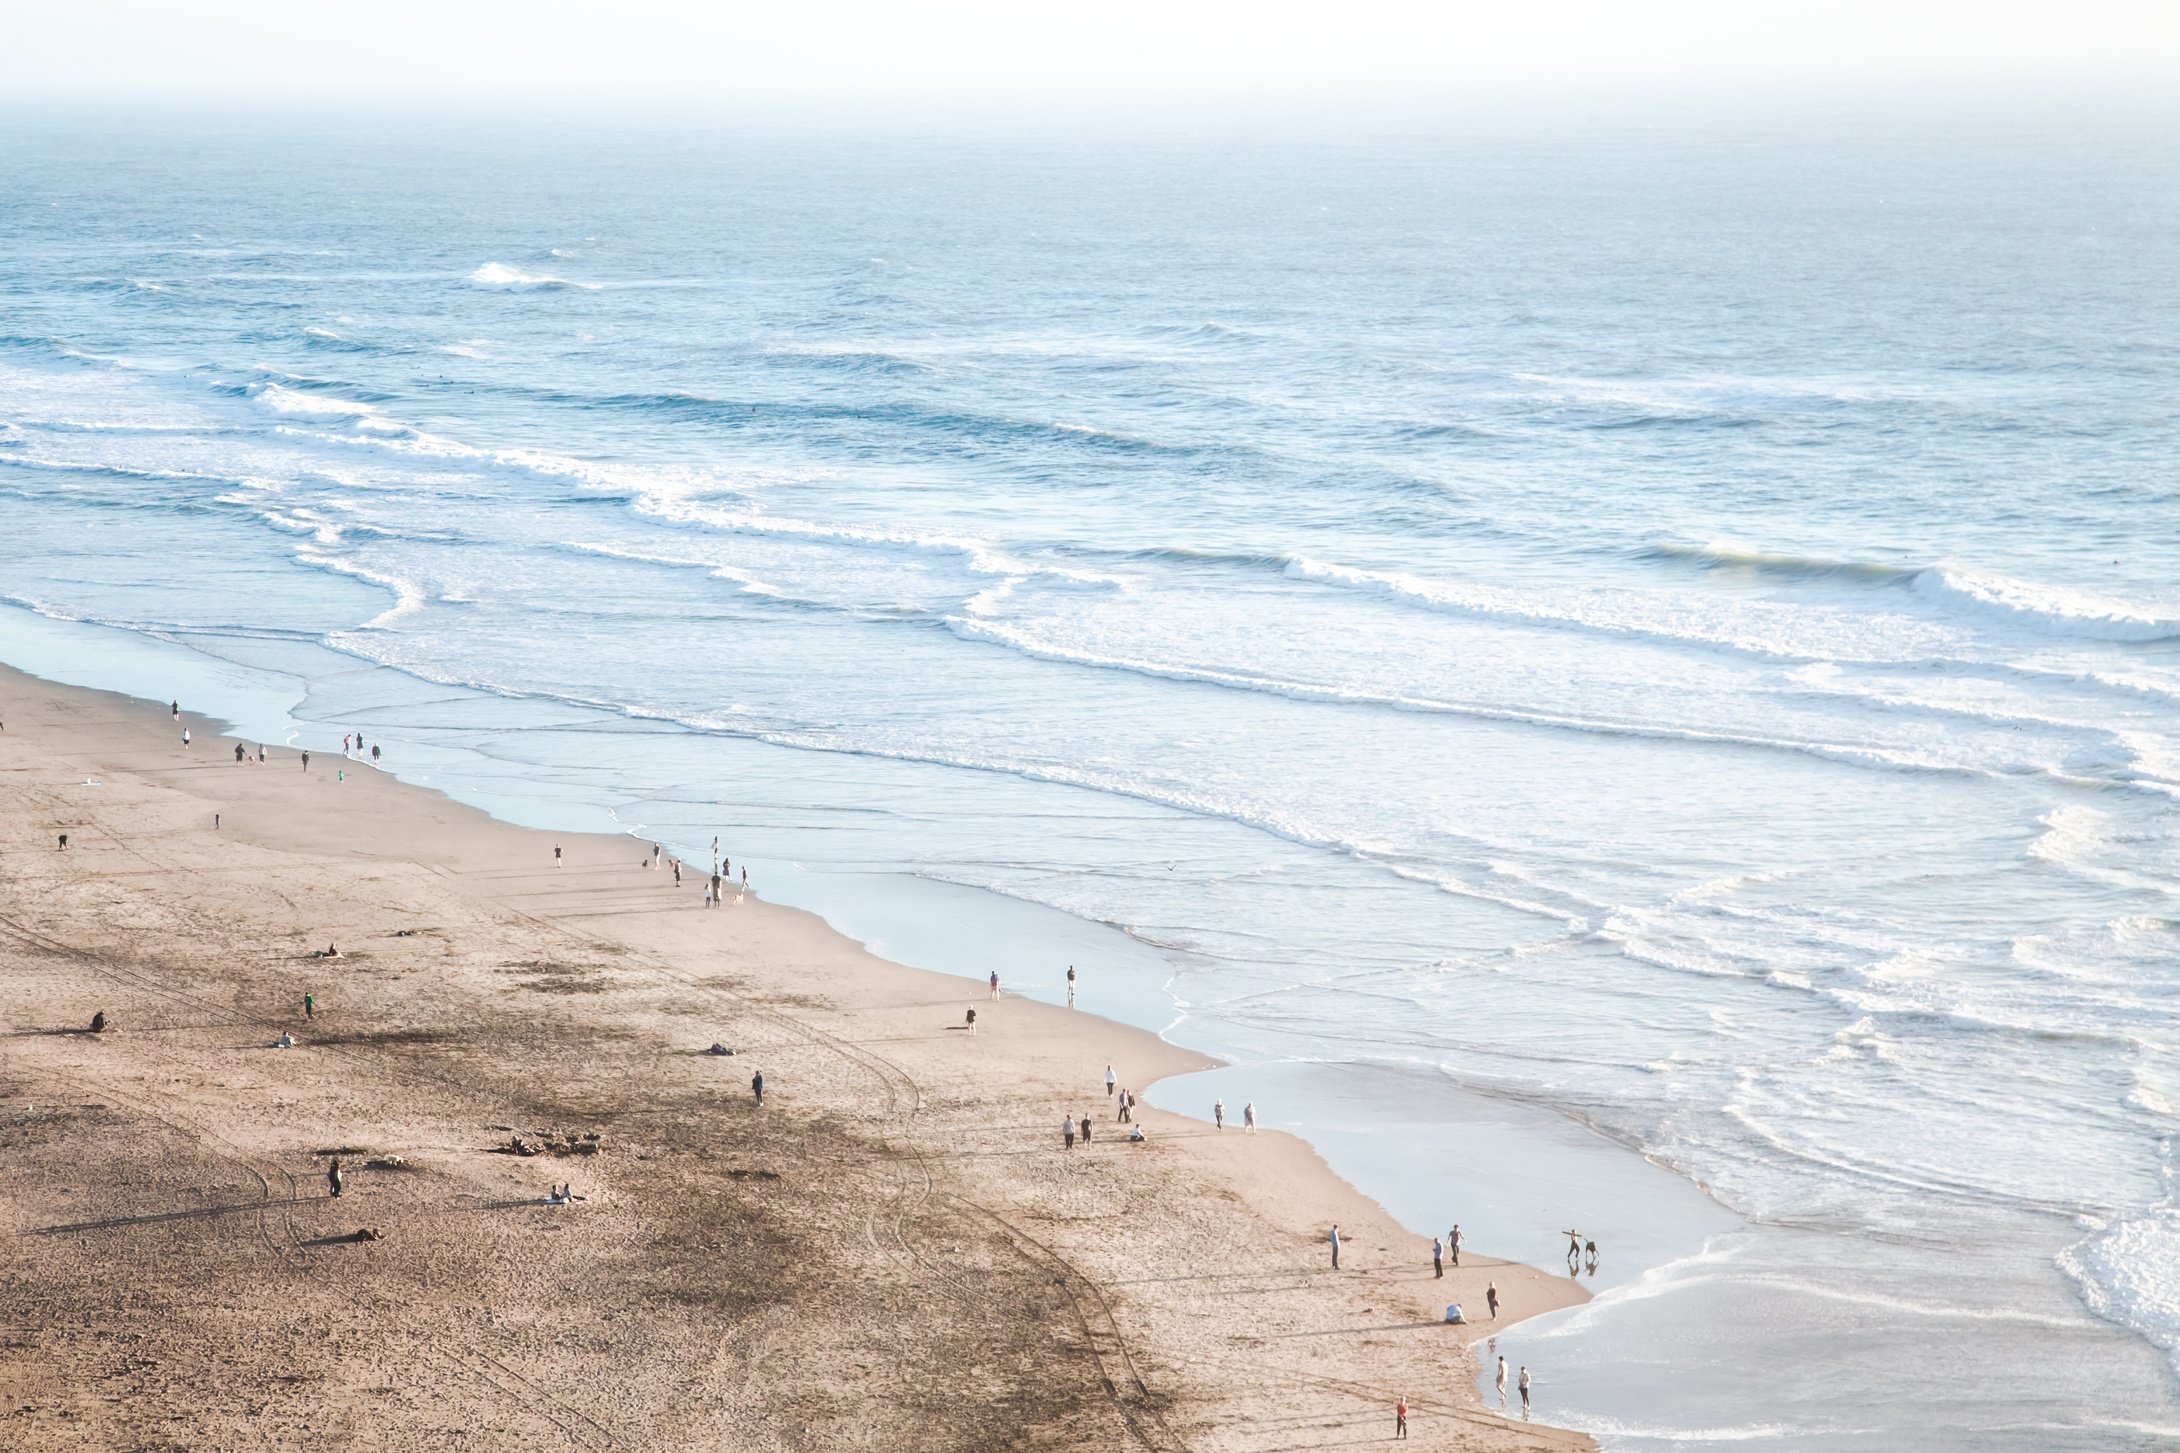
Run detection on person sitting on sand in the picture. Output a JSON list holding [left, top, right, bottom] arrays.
[[1444, 1302, 1466, 1324], [706, 1043, 733, 1056], [273, 1030, 294, 1049], [1128, 1124, 1145, 1143], [89, 1011, 107, 1033]]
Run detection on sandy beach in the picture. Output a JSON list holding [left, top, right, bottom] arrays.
[[0, 662, 1587, 1451]]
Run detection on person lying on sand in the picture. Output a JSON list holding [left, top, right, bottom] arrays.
[[313, 944, 340, 959], [272, 1031, 295, 1049]]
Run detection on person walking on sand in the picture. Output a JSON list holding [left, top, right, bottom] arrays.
[[1213, 1098, 1225, 1130], [1063, 1114, 1076, 1150], [171, 700, 179, 719], [554, 845, 562, 867], [327, 1158, 344, 1199], [1104, 1065, 1116, 1098], [300, 750, 309, 772], [751, 1071, 765, 1106], [1066, 963, 1076, 1007], [1328, 1223, 1341, 1270], [1079, 1113, 1093, 1145], [1242, 1101, 1257, 1133], [1496, 1357, 1508, 1408], [988, 970, 1001, 1001], [304, 993, 314, 1021], [1432, 1235, 1444, 1278], [1487, 1281, 1500, 1319], [672, 859, 681, 885], [180, 727, 190, 748], [235, 742, 245, 764], [1450, 1223, 1463, 1267], [1395, 1397, 1408, 1439]]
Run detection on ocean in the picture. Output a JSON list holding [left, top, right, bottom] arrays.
[[2, 98, 2177, 1449]]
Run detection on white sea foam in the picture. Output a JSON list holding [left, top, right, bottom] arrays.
[[466, 262, 597, 292], [2061, 1207, 2180, 1377], [1912, 565, 2180, 643], [253, 384, 381, 420]]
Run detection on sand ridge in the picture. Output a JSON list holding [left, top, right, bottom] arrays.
[[0, 665, 1589, 1451]]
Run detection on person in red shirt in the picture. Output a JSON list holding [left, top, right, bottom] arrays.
[[1395, 1398, 1408, 1439]]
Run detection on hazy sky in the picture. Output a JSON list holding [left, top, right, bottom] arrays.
[[6, 0, 2178, 105]]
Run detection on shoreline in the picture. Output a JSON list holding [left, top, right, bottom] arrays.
[[0, 655, 1591, 1449]]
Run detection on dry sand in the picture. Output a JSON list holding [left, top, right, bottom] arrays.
[[0, 663, 1590, 1451]]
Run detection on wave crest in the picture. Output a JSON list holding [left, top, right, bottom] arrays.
[[466, 262, 596, 292]]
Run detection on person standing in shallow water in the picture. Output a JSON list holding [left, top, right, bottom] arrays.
[[1496, 1357, 1508, 1408], [1213, 1098, 1224, 1130], [1518, 1366, 1531, 1417]]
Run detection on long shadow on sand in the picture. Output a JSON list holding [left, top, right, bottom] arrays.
[[35, 1193, 333, 1235]]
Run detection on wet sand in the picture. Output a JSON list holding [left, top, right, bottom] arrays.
[[0, 662, 1588, 1451]]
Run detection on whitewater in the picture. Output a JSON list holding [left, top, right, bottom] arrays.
[[1, 103, 2177, 1449]]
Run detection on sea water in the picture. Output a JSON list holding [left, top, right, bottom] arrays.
[[1, 98, 2176, 1448]]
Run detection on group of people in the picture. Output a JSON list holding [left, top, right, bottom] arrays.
[[1209, 1096, 1256, 1132]]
